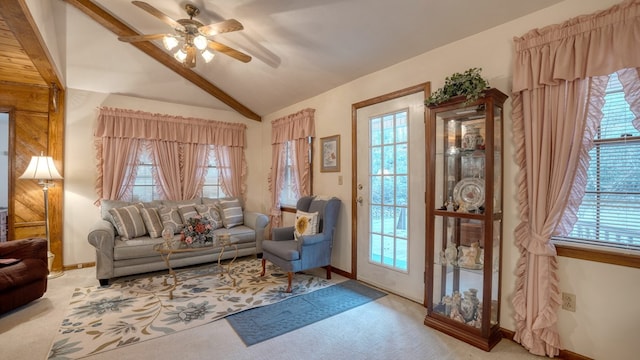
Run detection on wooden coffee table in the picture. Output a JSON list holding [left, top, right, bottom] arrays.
[[154, 236, 239, 299]]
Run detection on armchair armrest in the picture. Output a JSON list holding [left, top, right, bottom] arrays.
[[0, 238, 47, 260], [299, 233, 327, 247], [272, 226, 294, 241]]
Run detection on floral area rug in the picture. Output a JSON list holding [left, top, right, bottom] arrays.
[[47, 258, 338, 359]]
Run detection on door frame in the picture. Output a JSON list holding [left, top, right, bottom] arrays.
[[350, 82, 430, 278]]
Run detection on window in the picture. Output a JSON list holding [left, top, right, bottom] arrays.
[[128, 146, 227, 202], [555, 72, 640, 257], [130, 147, 159, 202], [279, 139, 312, 208], [202, 148, 228, 199]]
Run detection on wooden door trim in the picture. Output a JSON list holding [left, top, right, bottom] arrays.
[[350, 82, 430, 278]]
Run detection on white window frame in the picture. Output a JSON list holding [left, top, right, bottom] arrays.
[[553, 72, 640, 269]]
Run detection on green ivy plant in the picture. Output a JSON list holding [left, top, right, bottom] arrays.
[[425, 68, 489, 107]]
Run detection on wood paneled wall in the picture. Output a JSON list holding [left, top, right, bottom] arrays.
[[1, 82, 64, 271]]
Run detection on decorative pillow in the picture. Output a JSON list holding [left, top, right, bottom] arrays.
[[158, 206, 183, 234], [178, 204, 199, 223], [217, 198, 244, 229], [108, 205, 147, 240], [140, 207, 163, 238], [294, 210, 319, 240], [195, 204, 223, 230]]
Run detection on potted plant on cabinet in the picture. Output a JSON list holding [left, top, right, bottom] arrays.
[[425, 68, 489, 107]]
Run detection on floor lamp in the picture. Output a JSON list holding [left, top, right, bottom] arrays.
[[19, 152, 64, 279]]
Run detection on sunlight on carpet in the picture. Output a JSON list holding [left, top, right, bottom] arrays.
[[47, 258, 340, 359]]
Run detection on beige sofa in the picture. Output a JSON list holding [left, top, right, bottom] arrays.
[[87, 197, 269, 285]]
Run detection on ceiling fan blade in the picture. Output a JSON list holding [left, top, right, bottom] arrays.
[[198, 19, 244, 36], [132, 1, 184, 31], [118, 33, 167, 42], [208, 41, 252, 63]]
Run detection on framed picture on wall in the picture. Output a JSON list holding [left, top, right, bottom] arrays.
[[320, 135, 340, 172]]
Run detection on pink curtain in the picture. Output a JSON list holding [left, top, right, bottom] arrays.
[[150, 140, 182, 200], [618, 68, 640, 131], [95, 107, 246, 202], [94, 137, 142, 202], [267, 108, 315, 233], [294, 138, 312, 197], [511, 1, 640, 356], [215, 145, 247, 200], [181, 143, 210, 200]]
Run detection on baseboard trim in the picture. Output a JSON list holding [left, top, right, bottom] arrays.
[[62, 262, 95, 271], [499, 328, 593, 360], [330, 266, 352, 279]]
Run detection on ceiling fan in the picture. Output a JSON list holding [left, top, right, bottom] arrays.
[[118, 1, 251, 68]]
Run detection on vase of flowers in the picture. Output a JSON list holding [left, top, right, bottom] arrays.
[[181, 215, 215, 247]]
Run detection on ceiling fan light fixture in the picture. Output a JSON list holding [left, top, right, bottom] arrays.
[[201, 50, 215, 63], [193, 35, 208, 50], [174, 48, 187, 62], [163, 35, 179, 50]]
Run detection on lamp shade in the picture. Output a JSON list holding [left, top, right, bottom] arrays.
[[19, 155, 63, 181]]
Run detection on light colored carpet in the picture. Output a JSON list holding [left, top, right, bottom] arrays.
[[0, 257, 544, 360]]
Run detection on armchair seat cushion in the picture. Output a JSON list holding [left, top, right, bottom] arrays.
[[262, 240, 300, 261]]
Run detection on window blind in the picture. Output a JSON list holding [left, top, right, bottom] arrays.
[[560, 73, 640, 251]]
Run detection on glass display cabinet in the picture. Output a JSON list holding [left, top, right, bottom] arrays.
[[424, 88, 507, 351]]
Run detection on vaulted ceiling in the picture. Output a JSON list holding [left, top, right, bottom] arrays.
[[3, 0, 565, 121]]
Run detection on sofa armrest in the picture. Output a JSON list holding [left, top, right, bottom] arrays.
[[87, 220, 116, 251], [243, 211, 269, 253], [272, 226, 294, 241], [87, 220, 117, 280], [0, 237, 47, 261]]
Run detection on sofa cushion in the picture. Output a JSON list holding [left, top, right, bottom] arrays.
[[294, 210, 319, 240], [109, 204, 147, 240], [178, 204, 199, 223], [217, 198, 244, 229], [195, 204, 223, 229], [140, 207, 163, 238], [262, 240, 300, 261], [158, 206, 184, 234]]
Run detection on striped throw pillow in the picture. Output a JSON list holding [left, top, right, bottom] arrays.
[[140, 207, 163, 238], [217, 198, 244, 229], [108, 205, 147, 240]]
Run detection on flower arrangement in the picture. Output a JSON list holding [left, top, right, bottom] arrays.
[[181, 215, 215, 247]]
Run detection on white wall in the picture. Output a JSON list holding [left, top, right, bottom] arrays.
[[61, 0, 639, 359], [63, 89, 265, 266], [255, 0, 637, 359]]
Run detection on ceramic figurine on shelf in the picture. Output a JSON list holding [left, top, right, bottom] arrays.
[[442, 295, 452, 316], [458, 241, 481, 269], [445, 241, 458, 266]]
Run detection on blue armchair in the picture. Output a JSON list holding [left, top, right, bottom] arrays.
[[261, 196, 341, 292]]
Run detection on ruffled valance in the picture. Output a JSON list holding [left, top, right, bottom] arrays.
[[513, 0, 640, 92], [271, 108, 316, 144], [96, 107, 246, 147]]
